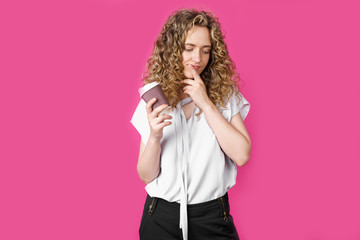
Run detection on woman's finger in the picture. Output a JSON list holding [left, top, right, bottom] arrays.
[[146, 98, 157, 115], [182, 79, 195, 85], [158, 120, 172, 129], [151, 104, 169, 118], [153, 114, 172, 124], [183, 86, 190, 92]]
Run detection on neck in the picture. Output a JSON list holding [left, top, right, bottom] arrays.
[[179, 91, 190, 100]]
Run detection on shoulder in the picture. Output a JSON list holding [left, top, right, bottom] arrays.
[[220, 88, 251, 121]]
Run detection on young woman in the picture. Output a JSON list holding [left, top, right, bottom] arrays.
[[131, 8, 251, 240]]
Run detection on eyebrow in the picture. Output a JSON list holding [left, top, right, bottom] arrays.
[[185, 43, 212, 48]]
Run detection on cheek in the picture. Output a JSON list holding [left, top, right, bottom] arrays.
[[203, 54, 210, 63], [182, 52, 192, 63]]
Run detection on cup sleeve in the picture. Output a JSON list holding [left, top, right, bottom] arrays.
[[227, 89, 250, 121], [130, 99, 150, 144]]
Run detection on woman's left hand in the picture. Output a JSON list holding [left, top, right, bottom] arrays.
[[180, 66, 213, 110]]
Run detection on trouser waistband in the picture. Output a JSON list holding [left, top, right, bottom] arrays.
[[145, 193, 230, 220]]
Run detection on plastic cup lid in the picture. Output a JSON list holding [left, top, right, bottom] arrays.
[[138, 82, 160, 97]]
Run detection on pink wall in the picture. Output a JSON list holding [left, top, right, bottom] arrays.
[[1, 0, 359, 239]]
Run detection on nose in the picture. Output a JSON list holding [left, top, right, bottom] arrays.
[[192, 50, 201, 63]]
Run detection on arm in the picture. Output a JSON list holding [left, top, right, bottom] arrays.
[[202, 103, 251, 166], [136, 99, 172, 184], [137, 138, 161, 184], [182, 66, 251, 166]]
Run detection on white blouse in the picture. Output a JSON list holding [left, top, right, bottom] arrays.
[[130, 86, 250, 240]]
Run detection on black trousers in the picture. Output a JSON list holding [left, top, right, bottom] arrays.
[[139, 192, 240, 240]]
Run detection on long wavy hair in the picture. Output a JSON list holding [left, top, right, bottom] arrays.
[[142, 8, 243, 114]]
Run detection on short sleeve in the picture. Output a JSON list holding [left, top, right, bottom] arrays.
[[227, 89, 250, 121], [130, 99, 150, 144]]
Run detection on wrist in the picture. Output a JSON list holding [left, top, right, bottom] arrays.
[[148, 135, 162, 144], [202, 99, 217, 114]]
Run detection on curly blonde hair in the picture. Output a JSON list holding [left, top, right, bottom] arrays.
[[142, 8, 243, 113]]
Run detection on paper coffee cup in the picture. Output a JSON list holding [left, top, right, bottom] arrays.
[[139, 82, 170, 115]]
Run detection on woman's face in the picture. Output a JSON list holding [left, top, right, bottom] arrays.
[[181, 26, 211, 79]]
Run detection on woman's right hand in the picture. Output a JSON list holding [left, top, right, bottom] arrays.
[[146, 98, 172, 141]]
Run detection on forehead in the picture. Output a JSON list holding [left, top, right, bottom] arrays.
[[185, 26, 211, 46]]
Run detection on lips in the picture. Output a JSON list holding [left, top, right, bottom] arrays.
[[190, 65, 201, 70]]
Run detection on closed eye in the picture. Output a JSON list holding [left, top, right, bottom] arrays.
[[185, 49, 210, 54]]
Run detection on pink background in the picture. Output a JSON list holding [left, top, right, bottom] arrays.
[[1, 0, 359, 239]]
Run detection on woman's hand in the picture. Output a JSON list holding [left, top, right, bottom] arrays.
[[180, 65, 213, 110], [146, 98, 172, 141]]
